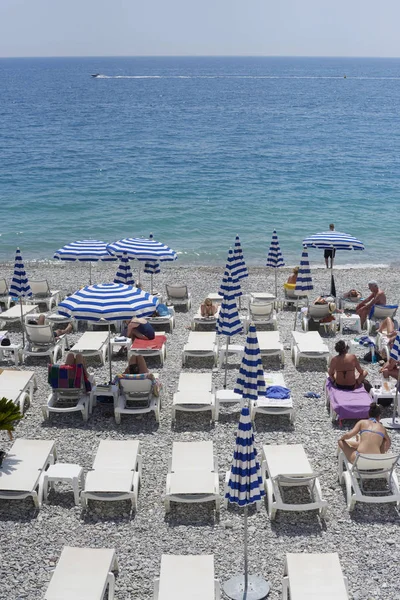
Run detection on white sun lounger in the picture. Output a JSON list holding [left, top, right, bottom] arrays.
[[182, 332, 217, 366], [191, 305, 221, 331], [165, 441, 220, 513], [245, 301, 277, 332], [0, 438, 56, 508], [250, 372, 294, 424], [172, 372, 216, 423], [338, 450, 400, 511], [0, 369, 36, 411], [0, 304, 39, 327], [165, 284, 192, 311], [154, 554, 220, 600], [81, 440, 142, 510], [69, 331, 109, 365], [23, 323, 68, 363], [0, 278, 12, 310], [44, 546, 119, 600], [262, 444, 327, 519], [25, 280, 61, 311], [215, 388, 245, 421], [282, 553, 349, 599], [291, 331, 330, 368], [257, 331, 285, 364], [302, 304, 336, 333], [114, 373, 161, 423], [43, 364, 91, 422], [148, 307, 175, 332]]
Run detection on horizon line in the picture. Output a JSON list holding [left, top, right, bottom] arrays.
[[1, 54, 400, 60]]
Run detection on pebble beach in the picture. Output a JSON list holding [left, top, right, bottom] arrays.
[[0, 260, 399, 600]]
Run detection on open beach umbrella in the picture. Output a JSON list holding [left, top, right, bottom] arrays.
[[9, 248, 32, 346], [216, 274, 244, 388], [293, 248, 313, 330], [219, 248, 242, 301], [54, 240, 117, 284], [114, 253, 134, 286], [106, 235, 177, 284], [381, 334, 400, 430], [224, 405, 269, 600], [231, 235, 248, 282], [57, 283, 159, 383], [266, 230, 285, 298], [143, 233, 161, 295]]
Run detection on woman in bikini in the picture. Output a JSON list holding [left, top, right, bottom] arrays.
[[329, 340, 368, 390], [338, 403, 391, 464]]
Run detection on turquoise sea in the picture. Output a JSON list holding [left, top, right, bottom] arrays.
[[1, 56, 399, 266]]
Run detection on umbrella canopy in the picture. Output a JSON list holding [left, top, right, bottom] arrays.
[[266, 230, 285, 268], [218, 248, 242, 299], [302, 231, 365, 251], [114, 253, 134, 286], [142, 234, 162, 294], [9, 248, 32, 346], [106, 237, 177, 262], [231, 235, 248, 281], [217, 274, 244, 388], [234, 324, 266, 401], [57, 283, 158, 322], [225, 405, 265, 507], [294, 248, 313, 329], [54, 240, 117, 262]]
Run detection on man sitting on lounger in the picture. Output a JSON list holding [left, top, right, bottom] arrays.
[[338, 402, 391, 464], [127, 317, 155, 341], [27, 314, 73, 338], [355, 281, 386, 328], [329, 340, 368, 391]]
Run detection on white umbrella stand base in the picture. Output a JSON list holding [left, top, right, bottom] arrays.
[[224, 575, 270, 600], [381, 417, 400, 430]]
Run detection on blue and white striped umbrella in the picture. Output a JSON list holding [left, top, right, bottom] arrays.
[[106, 237, 177, 262], [218, 248, 242, 299], [9, 248, 32, 299], [266, 230, 285, 297], [390, 335, 400, 362], [295, 248, 313, 295], [58, 283, 159, 322], [231, 235, 248, 281], [143, 236, 161, 294], [54, 240, 116, 262], [114, 253, 134, 286], [217, 274, 244, 388], [302, 231, 365, 251], [234, 324, 266, 401]]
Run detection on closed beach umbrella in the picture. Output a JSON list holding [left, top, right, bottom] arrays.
[[231, 235, 248, 281], [266, 230, 285, 298], [381, 334, 400, 430], [234, 323, 266, 401], [293, 248, 313, 330], [224, 404, 269, 600], [216, 275, 244, 388], [219, 248, 242, 300], [9, 248, 32, 346], [54, 240, 116, 284], [58, 283, 159, 382], [114, 253, 134, 286]]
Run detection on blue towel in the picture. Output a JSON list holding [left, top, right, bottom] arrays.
[[266, 385, 291, 399], [304, 391, 321, 399]]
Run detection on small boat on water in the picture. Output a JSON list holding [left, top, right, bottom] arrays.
[[91, 73, 101, 78]]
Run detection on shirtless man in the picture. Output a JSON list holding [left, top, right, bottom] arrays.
[[356, 280, 386, 328], [338, 403, 391, 464], [329, 340, 367, 390]]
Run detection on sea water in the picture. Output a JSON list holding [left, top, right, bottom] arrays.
[[0, 56, 399, 266]]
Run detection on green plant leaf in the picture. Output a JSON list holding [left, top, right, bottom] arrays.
[[0, 397, 23, 432]]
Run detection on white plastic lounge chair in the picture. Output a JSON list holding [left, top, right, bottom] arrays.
[[114, 373, 161, 424], [0, 278, 12, 310], [302, 304, 335, 333], [245, 301, 277, 332], [215, 389, 245, 421], [366, 304, 398, 334], [257, 331, 285, 364], [43, 363, 91, 421], [172, 372, 216, 423], [0, 438, 56, 508], [165, 284, 191, 311], [191, 305, 221, 331], [165, 441, 220, 513], [291, 331, 330, 368], [262, 444, 327, 519], [69, 331, 109, 365], [0, 368, 36, 412], [23, 324, 68, 363], [0, 304, 39, 327], [25, 279, 61, 311], [44, 546, 119, 600], [282, 285, 308, 308], [250, 372, 294, 424], [148, 307, 175, 332], [81, 440, 142, 510], [282, 553, 349, 600], [338, 449, 400, 511], [154, 554, 220, 600], [128, 332, 167, 366], [217, 337, 244, 369], [182, 332, 217, 366]]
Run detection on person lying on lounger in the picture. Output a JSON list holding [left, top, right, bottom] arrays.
[[123, 354, 148, 375], [64, 352, 92, 383], [377, 317, 398, 349], [380, 355, 399, 383], [127, 317, 155, 341], [201, 298, 217, 318], [355, 281, 386, 328], [343, 289, 362, 301], [338, 402, 391, 464], [27, 314, 73, 338], [328, 340, 368, 391]]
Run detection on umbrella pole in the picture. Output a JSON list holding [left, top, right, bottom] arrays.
[[108, 322, 112, 384], [293, 298, 299, 330], [244, 505, 249, 593], [20, 297, 25, 347], [274, 269, 277, 300], [89, 262, 92, 285], [151, 273, 154, 295], [224, 337, 229, 389]]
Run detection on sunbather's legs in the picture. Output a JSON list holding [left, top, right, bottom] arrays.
[[378, 317, 395, 335], [74, 352, 90, 378], [38, 314, 46, 325], [65, 352, 75, 366], [338, 439, 357, 464], [356, 305, 369, 328], [55, 323, 73, 337], [126, 354, 148, 374]]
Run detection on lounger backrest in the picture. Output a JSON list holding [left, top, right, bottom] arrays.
[[166, 284, 188, 300], [249, 302, 274, 317], [0, 278, 8, 295], [119, 377, 153, 396], [371, 305, 398, 320], [92, 439, 140, 470], [171, 441, 214, 472], [30, 280, 50, 297], [178, 372, 212, 394], [48, 364, 84, 392], [26, 324, 54, 345], [354, 452, 400, 473], [308, 304, 331, 319]]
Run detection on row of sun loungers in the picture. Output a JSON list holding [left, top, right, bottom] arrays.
[[43, 546, 349, 600], [0, 278, 61, 312], [2, 439, 399, 514]]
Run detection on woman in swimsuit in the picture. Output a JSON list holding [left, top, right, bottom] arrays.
[[338, 403, 391, 464], [329, 340, 368, 390]]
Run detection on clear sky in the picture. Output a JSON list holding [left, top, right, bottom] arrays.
[[0, 0, 399, 58]]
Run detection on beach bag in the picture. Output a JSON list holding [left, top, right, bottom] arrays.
[[157, 303, 170, 317]]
